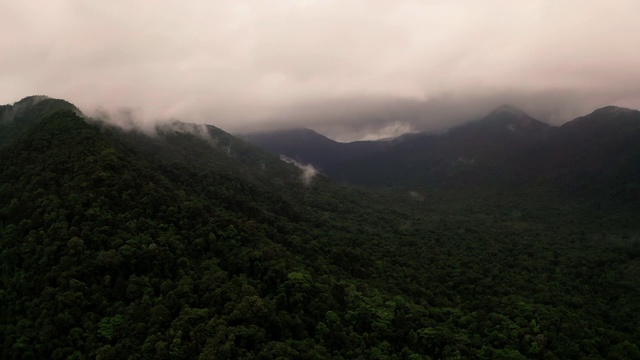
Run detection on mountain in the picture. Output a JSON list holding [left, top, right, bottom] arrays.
[[448, 104, 550, 138], [0, 95, 80, 148], [0, 101, 413, 358], [334, 104, 552, 186], [243, 105, 556, 186], [241, 128, 388, 171], [540, 106, 640, 201], [1, 97, 640, 359], [246, 105, 640, 204]]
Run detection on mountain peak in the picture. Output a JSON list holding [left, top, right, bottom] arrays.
[[1, 96, 83, 147], [276, 128, 325, 138], [3, 95, 80, 118], [14, 95, 50, 106], [561, 105, 640, 133], [488, 104, 527, 117], [449, 104, 548, 137], [482, 104, 548, 129], [243, 128, 335, 144], [590, 105, 637, 117]]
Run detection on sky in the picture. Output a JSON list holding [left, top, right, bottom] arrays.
[[1, 0, 640, 141]]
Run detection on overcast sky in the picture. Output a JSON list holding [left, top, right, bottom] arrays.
[[1, 0, 639, 140]]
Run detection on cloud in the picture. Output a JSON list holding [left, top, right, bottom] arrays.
[[408, 191, 425, 202], [280, 155, 318, 185], [1, 0, 640, 140]]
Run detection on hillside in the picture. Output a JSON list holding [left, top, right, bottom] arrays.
[[245, 105, 640, 206], [241, 128, 388, 172], [542, 106, 640, 202], [0, 95, 80, 148], [1, 98, 640, 359]]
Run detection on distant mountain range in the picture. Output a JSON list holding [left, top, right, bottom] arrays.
[[244, 104, 640, 203]]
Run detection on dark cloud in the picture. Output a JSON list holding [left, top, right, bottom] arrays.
[[1, 0, 639, 140]]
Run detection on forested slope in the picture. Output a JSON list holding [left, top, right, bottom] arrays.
[[1, 104, 639, 359]]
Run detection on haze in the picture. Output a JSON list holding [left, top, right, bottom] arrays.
[[2, 0, 640, 140]]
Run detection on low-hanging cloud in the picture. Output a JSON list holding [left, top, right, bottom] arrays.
[[280, 155, 319, 185], [2, 0, 640, 141]]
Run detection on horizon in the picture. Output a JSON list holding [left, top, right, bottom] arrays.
[[4, 94, 639, 142], [2, 1, 640, 140]]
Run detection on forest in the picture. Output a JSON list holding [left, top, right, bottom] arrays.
[[1, 98, 639, 359]]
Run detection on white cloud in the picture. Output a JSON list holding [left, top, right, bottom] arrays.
[[280, 155, 318, 185], [1, 0, 640, 138]]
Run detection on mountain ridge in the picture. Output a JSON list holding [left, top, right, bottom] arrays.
[[245, 104, 640, 204], [1, 96, 640, 358]]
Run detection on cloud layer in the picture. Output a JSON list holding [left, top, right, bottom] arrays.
[[2, 0, 640, 140]]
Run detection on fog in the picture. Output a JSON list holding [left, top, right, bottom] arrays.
[[1, 0, 640, 140], [279, 155, 319, 185]]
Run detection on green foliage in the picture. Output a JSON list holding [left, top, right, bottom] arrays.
[[0, 106, 639, 359]]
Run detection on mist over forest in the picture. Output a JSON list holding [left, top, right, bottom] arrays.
[[2, 1, 640, 359]]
